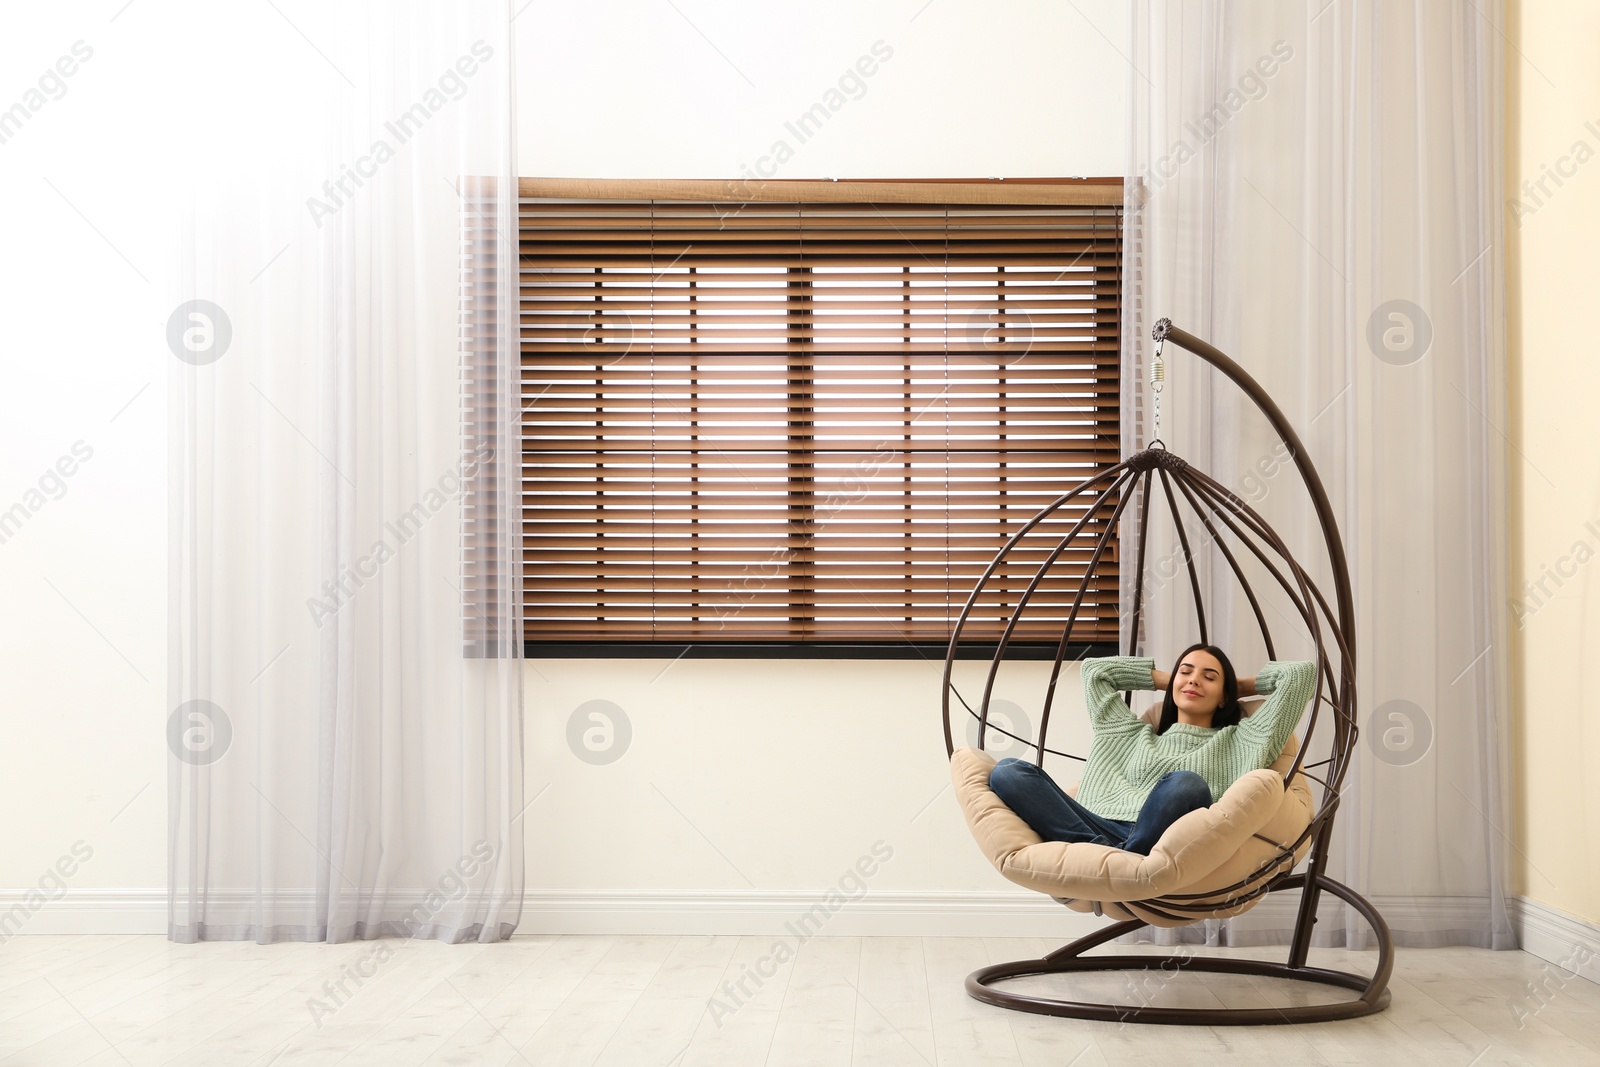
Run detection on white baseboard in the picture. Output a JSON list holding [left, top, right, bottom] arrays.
[[518, 889, 1107, 938], [1, 888, 1105, 940], [1510, 896, 1600, 986], [0, 889, 167, 937], [12, 888, 1586, 950]]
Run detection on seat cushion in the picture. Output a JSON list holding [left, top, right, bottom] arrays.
[[951, 736, 1314, 922]]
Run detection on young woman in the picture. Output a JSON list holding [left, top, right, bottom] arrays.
[[988, 644, 1316, 855]]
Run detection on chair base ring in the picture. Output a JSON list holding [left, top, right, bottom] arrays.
[[966, 874, 1393, 1025], [968, 956, 1390, 1025]]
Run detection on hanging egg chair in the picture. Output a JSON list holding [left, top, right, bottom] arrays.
[[941, 318, 1393, 1024]]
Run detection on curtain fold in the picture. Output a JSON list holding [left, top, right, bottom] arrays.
[[1121, 0, 1515, 950], [168, 0, 523, 944]]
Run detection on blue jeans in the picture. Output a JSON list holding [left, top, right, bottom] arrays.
[[988, 759, 1213, 855]]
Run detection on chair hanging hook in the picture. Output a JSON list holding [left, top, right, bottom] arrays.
[[1149, 334, 1166, 449]]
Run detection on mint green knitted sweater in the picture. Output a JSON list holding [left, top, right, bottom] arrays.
[[1074, 657, 1317, 820]]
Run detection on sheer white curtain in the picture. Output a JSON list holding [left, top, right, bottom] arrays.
[[168, 0, 524, 943], [1121, 0, 1515, 949]]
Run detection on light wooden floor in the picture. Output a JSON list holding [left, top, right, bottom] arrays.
[[3, 934, 1598, 1065]]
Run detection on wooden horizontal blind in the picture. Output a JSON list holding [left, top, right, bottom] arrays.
[[519, 191, 1123, 647]]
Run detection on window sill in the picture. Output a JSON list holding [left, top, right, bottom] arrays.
[[520, 641, 1119, 661]]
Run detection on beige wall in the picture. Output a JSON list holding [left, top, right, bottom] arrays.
[[1506, 0, 1600, 921]]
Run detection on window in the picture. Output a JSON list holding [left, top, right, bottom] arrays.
[[514, 178, 1123, 657]]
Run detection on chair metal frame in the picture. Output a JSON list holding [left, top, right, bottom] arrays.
[[940, 319, 1394, 1024]]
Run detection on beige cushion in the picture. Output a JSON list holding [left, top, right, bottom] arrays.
[[950, 712, 1314, 928]]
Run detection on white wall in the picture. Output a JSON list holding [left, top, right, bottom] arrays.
[[0, 1, 184, 932], [517, 0, 1126, 180], [0, 0, 1128, 935], [514, 0, 1130, 933], [523, 656, 1128, 935]]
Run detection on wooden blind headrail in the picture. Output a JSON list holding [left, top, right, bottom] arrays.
[[467, 176, 1123, 207]]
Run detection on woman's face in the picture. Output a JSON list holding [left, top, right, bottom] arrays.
[[1172, 650, 1225, 719]]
